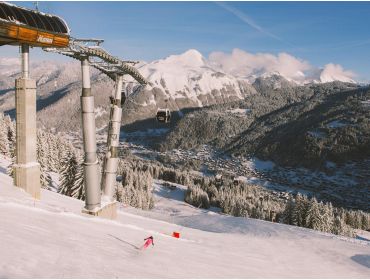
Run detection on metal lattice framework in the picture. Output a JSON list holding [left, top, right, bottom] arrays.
[[44, 38, 148, 84]]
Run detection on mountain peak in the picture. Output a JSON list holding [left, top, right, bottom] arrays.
[[162, 49, 206, 68], [181, 49, 203, 59]]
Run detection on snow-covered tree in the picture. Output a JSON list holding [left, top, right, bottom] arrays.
[[6, 116, 16, 156], [321, 202, 334, 233], [185, 184, 210, 209], [332, 216, 354, 237], [69, 156, 85, 200], [37, 130, 51, 187], [292, 194, 309, 227], [361, 214, 370, 231], [0, 113, 10, 156], [115, 166, 154, 210], [58, 150, 85, 199], [282, 196, 295, 224], [305, 198, 324, 231]]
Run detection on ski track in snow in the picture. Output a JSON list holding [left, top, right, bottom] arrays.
[[0, 156, 369, 278]]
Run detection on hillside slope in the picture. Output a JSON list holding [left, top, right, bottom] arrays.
[[161, 81, 358, 152], [227, 85, 370, 168], [0, 157, 369, 278]]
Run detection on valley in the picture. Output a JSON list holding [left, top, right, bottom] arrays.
[[60, 125, 369, 212], [124, 141, 370, 212]]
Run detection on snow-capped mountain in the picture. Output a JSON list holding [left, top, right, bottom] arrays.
[[207, 49, 357, 85], [120, 50, 257, 125], [138, 49, 250, 102], [0, 49, 358, 130], [0, 49, 357, 92]]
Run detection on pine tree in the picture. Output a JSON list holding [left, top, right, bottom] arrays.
[[305, 198, 324, 231], [69, 153, 85, 200], [0, 114, 10, 156], [6, 116, 16, 157], [59, 150, 79, 197], [37, 130, 51, 188], [321, 202, 334, 233], [292, 194, 309, 227], [344, 211, 354, 227], [185, 184, 210, 209], [353, 211, 362, 229], [333, 215, 355, 237], [333, 216, 346, 236], [7, 155, 15, 178], [361, 214, 370, 231], [282, 196, 295, 224], [116, 168, 154, 210], [46, 134, 59, 172]]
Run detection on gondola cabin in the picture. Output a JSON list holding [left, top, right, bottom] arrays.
[[233, 176, 245, 186], [156, 108, 171, 123], [0, 2, 70, 48], [215, 173, 223, 182]]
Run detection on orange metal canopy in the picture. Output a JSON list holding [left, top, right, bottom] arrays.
[[0, 2, 69, 48]]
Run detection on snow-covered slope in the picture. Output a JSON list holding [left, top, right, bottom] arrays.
[[0, 156, 369, 278], [0, 58, 82, 88], [0, 58, 97, 114], [138, 49, 250, 102]]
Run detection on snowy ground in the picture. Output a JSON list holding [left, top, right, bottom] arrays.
[[0, 156, 369, 278]]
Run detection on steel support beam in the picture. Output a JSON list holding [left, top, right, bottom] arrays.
[[21, 44, 29, 79], [43, 39, 148, 219], [81, 58, 101, 210], [101, 75, 123, 202]]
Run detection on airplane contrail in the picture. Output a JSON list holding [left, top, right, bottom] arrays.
[[216, 2, 291, 45]]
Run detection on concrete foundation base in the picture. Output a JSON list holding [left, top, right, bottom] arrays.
[[13, 162, 41, 199], [82, 201, 117, 220]]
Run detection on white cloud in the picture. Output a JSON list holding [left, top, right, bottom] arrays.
[[319, 63, 355, 83], [208, 49, 356, 84]]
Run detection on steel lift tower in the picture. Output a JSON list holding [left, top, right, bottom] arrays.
[[44, 39, 147, 218]]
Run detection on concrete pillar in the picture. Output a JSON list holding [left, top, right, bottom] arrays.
[[101, 75, 123, 202], [81, 58, 101, 211], [13, 44, 41, 199]]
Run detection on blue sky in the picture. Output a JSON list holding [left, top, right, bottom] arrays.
[[3, 1, 370, 80]]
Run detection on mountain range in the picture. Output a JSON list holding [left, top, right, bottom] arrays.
[[0, 49, 360, 131]]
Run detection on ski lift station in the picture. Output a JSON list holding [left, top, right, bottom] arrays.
[[0, 2, 69, 47], [0, 2, 148, 219]]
